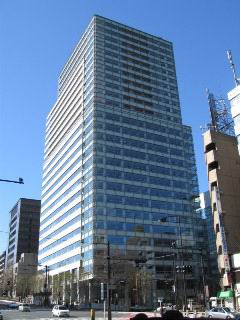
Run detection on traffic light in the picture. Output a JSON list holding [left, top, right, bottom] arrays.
[[182, 265, 193, 273], [175, 265, 193, 273], [135, 251, 147, 267], [176, 265, 181, 273]]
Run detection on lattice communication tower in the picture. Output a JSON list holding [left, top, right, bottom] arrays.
[[206, 89, 235, 136]]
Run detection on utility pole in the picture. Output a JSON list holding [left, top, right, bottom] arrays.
[[107, 241, 112, 320], [177, 216, 187, 309], [200, 250, 206, 308], [160, 216, 187, 309], [172, 252, 177, 307], [44, 265, 49, 306]]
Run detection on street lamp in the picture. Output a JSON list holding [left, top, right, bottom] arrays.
[[0, 177, 24, 184]]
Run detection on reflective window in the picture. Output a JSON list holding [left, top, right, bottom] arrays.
[[123, 161, 146, 171], [106, 182, 122, 191], [106, 146, 122, 155], [106, 157, 121, 166], [123, 149, 146, 159], [149, 176, 171, 186], [150, 188, 172, 198], [124, 172, 147, 182], [108, 235, 125, 245], [172, 180, 187, 189], [152, 225, 176, 234], [125, 197, 148, 207], [149, 165, 170, 175], [105, 169, 122, 178], [124, 185, 148, 194], [107, 221, 124, 230], [148, 154, 169, 164], [106, 195, 123, 204], [151, 200, 173, 210]]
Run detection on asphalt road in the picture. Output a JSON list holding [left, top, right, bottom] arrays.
[[0, 309, 134, 320]]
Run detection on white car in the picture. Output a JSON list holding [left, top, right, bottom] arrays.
[[52, 305, 70, 317], [19, 303, 31, 312], [207, 307, 238, 319], [156, 304, 173, 312]]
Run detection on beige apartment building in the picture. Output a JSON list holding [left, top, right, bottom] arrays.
[[203, 130, 240, 304]]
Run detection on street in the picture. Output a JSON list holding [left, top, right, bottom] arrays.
[[0, 309, 133, 320]]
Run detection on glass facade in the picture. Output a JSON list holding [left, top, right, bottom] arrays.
[[39, 15, 203, 306]]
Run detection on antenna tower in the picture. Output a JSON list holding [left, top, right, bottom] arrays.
[[227, 50, 240, 87], [206, 89, 235, 136]]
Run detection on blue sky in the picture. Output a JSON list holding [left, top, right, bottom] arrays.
[[0, 0, 239, 252]]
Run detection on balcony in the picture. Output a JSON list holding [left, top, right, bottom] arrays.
[[205, 149, 217, 165], [218, 254, 225, 270], [208, 168, 218, 183]]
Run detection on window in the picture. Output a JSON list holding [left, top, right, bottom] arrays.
[[151, 200, 173, 210], [107, 221, 123, 230], [106, 157, 121, 166], [123, 161, 146, 171], [218, 245, 223, 255], [125, 197, 148, 207], [122, 138, 145, 149], [123, 149, 146, 160], [105, 169, 122, 178], [152, 225, 176, 234], [211, 181, 217, 190], [106, 195, 122, 204], [149, 165, 170, 175], [150, 188, 172, 198], [124, 185, 148, 194], [149, 176, 171, 186], [105, 134, 121, 143], [208, 161, 219, 171], [106, 182, 122, 191], [105, 123, 121, 132], [124, 172, 147, 182], [125, 223, 149, 233], [205, 142, 216, 153], [106, 146, 121, 155], [122, 127, 145, 138], [108, 235, 125, 245]]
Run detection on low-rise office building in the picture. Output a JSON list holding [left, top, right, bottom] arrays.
[[13, 253, 38, 298], [203, 130, 240, 307]]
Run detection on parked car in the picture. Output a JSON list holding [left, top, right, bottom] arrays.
[[18, 303, 31, 312], [0, 311, 3, 320], [207, 307, 239, 319], [52, 305, 70, 317], [8, 303, 18, 309], [0, 304, 8, 310], [156, 304, 173, 312]]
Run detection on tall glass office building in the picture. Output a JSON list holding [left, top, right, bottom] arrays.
[[39, 15, 204, 307]]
